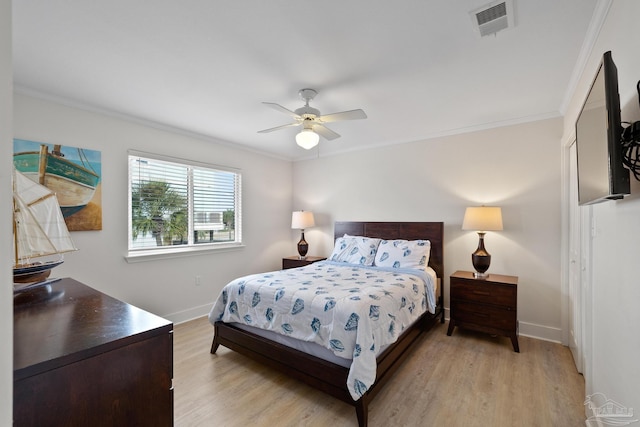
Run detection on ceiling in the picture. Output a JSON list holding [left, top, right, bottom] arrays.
[[13, 0, 600, 161]]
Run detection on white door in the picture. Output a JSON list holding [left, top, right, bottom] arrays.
[[568, 141, 583, 372]]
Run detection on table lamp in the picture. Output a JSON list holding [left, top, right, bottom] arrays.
[[462, 206, 503, 278], [291, 211, 315, 259]]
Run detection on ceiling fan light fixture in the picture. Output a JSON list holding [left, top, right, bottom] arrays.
[[259, 88, 367, 146], [296, 129, 319, 149]]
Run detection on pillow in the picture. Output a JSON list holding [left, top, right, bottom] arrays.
[[328, 235, 381, 266], [328, 237, 353, 263], [374, 239, 431, 270]]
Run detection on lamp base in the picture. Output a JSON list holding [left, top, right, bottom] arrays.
[[471, 232, 491, 278], [297, 230, 309, 259]]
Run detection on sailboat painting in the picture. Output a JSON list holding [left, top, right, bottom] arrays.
[[13, 139, 102, 231], [13, 167, 77, 288]]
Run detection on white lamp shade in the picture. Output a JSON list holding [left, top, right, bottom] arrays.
[[291, 211, 315, 229], [462, 206, 503, 231], [296, 129, 319, 149]]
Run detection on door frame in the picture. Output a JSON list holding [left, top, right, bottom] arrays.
[[561, 133, 592, 385]]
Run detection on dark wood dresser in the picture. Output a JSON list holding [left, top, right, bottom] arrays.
[[13, 278, 174, 426], [447, 270, 519, 352]]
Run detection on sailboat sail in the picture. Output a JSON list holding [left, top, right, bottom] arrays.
[[13, 168, 76, 282]]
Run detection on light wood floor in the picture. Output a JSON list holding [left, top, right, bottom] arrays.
[[173, 317, 585, 427]]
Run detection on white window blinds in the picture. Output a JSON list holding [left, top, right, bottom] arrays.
[[128, 152, 241, 251]]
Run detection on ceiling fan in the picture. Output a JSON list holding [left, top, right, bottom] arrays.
[[258, 88, 367, 149]]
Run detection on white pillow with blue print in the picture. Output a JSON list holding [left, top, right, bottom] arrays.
[[374, 239, 431, 270], [328, 237, 353, 263], [328, 235, 381, 266]]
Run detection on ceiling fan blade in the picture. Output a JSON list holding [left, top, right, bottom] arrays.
[[312, 123, 341, 141], [257, 122, 301, 133], [319, 109, 367, 123], [263, 102, 302, 119]]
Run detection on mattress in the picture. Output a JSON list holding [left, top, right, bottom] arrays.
[[230, 268, 439, 368], [209, 263, 438, 398]]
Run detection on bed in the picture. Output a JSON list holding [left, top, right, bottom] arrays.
[[209, 221, 444, 427]]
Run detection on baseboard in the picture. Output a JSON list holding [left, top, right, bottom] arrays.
[[443, 308, 563, 344], [164, 303, 211, 325], [518, 321, 562, 344]]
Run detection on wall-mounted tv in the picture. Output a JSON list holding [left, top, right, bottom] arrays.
[[575, 51, 630, 205]]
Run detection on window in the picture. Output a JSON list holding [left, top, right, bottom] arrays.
[[128, 151, 242, 256]]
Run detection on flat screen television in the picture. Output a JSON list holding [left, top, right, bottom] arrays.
[[575, 51, 630, 205]]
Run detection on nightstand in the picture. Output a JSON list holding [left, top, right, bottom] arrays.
[[282, 256, 326, 269], [447, 270, 519, 352]]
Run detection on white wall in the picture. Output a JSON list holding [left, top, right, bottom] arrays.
[[562, 0, 640, 415], [13, 93, 294, 323], [293, 117, 564, 341], [0, 0, 12, 423]]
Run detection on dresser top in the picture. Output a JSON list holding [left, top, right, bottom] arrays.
[[14, 278, 172, 380]]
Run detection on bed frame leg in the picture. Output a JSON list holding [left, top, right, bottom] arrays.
[[210, 337, 219, 354], [355, 400, 368, 427], [211, 323, 220, 354]]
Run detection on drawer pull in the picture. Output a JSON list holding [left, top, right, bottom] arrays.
[[472, 290, 491, 296]]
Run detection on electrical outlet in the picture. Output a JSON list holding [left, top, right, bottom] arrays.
[[195, 275, 201, 286]]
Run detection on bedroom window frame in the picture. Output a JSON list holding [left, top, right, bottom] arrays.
[[125, 150, 243, 263]]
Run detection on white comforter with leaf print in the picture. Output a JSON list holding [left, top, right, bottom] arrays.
[[208, 261, 435, 401]]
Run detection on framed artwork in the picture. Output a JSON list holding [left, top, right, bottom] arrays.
[[13, 138, 102, 231]]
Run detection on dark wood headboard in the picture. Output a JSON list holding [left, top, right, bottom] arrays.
[[333, 221, 444, 279]]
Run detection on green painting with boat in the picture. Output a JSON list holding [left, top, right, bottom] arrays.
[[13, 139, 102, 231]]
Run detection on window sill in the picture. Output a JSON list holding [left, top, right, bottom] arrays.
[[124, 242, 245, 263]]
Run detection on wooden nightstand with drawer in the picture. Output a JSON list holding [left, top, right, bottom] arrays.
[[282, 256, 326, 269], [447, 270, 519, 352]]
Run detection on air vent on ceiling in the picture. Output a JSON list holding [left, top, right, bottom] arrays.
[[470, 0, 515, 37]]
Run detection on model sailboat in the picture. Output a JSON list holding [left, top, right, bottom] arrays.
[[13, 167, 77, 287]]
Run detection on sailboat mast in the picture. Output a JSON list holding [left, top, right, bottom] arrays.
[[38, 144, 48, 185], [13, 194, 19, 267]]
